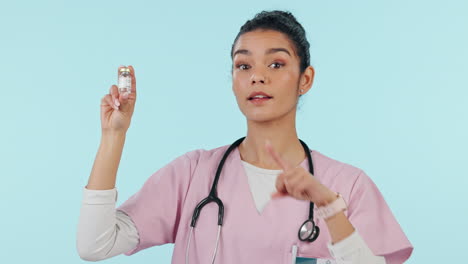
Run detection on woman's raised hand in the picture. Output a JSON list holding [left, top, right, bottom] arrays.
[[100, 65, 137, 134], [266, 140, 336, 206]]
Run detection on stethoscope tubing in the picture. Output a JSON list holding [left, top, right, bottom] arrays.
[[185, 137, 319, 264]]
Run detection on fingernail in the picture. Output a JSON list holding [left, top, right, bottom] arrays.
[[114, 98, 120, 107], [123, 92, 129, 99]]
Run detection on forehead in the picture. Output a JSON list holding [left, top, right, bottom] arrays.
[[233, 30, 297, 57]]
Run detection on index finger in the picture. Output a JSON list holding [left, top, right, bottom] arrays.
[[265, 140, 292, 171]]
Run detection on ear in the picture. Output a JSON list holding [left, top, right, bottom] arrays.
[[299, 66, 315, 94]]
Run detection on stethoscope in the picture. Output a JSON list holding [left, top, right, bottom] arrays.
[[185, 137, 320, 264]]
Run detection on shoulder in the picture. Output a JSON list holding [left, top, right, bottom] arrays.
[[310, 149, 369, 197], [312, 150, 414, 259], [181, 144, 231, 163], [311, 149, 363, 180], [177, 144, 233, 173]]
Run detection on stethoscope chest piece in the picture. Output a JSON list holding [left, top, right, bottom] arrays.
[[298, 218, 320, 242], [186, 137, 320, 264]]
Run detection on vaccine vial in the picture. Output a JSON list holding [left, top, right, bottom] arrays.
[[118, 67, 132, 94]]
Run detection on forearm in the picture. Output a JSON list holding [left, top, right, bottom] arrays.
[[87, 131, 126, 190], [327, 230, 386, 264], [316, 193, 385, 263], [315, 191, 355, 244], [324, 211, 355, 244]]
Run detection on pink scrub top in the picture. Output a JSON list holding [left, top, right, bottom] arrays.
[[117, 144, 413, 263]]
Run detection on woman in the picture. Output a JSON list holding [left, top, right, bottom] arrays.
[[77, 10, 413, 264]]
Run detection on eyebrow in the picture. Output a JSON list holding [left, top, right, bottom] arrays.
[[233, 47, 291, 57]]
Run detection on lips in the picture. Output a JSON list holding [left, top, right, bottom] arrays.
[[248, 91, 273, 100]]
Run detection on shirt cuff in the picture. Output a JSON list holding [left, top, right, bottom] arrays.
[[327, 230, 367, 260], [82, 186, 118, 204]]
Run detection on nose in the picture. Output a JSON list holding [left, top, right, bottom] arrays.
[[250, 70, 267, 84]]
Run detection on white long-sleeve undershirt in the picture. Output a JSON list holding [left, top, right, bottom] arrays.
[[77, 160, 386, 263]]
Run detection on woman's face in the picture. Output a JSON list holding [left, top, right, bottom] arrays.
[[231, 29, 313, 123]]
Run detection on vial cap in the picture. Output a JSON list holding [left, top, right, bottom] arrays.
[[119, 67, 131, 73]]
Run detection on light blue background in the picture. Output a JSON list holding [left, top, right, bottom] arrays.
[[1, 0, 467, 263]]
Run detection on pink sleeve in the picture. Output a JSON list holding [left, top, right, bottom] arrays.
[[347, 170, 414, 264], [116, 150, 199, 256]]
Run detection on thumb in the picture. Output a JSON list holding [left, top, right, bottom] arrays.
[[121, 91, 129, 102], [272, 174, 288, 199], [118, 92, 132, 112], [271, 191, 288, 199]]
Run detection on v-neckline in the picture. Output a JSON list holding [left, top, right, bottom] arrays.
[[232, 146, 310, 217]]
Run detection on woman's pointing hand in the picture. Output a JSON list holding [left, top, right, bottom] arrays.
[[266, 140, 336, 206]]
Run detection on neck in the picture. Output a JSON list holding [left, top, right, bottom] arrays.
[[238, 113, 306, 170]]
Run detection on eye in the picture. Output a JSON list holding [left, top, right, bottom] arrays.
[[269, 62, 285, 69], [236, 64, 250, 70]]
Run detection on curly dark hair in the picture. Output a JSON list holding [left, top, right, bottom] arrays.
[[230, 10, 311, 74]]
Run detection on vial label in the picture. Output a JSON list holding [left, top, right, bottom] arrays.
[[118, 75, 131, 94]]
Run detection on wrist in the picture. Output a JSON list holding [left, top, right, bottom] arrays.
[[315, 191, 338, 207], [102, 130, 127, 139], [315, 192, 348, 220], [100, 131, 126, 150]]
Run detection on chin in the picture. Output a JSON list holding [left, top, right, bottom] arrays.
[[244, 112, 280, 123], [243, 107, 296, 124]]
